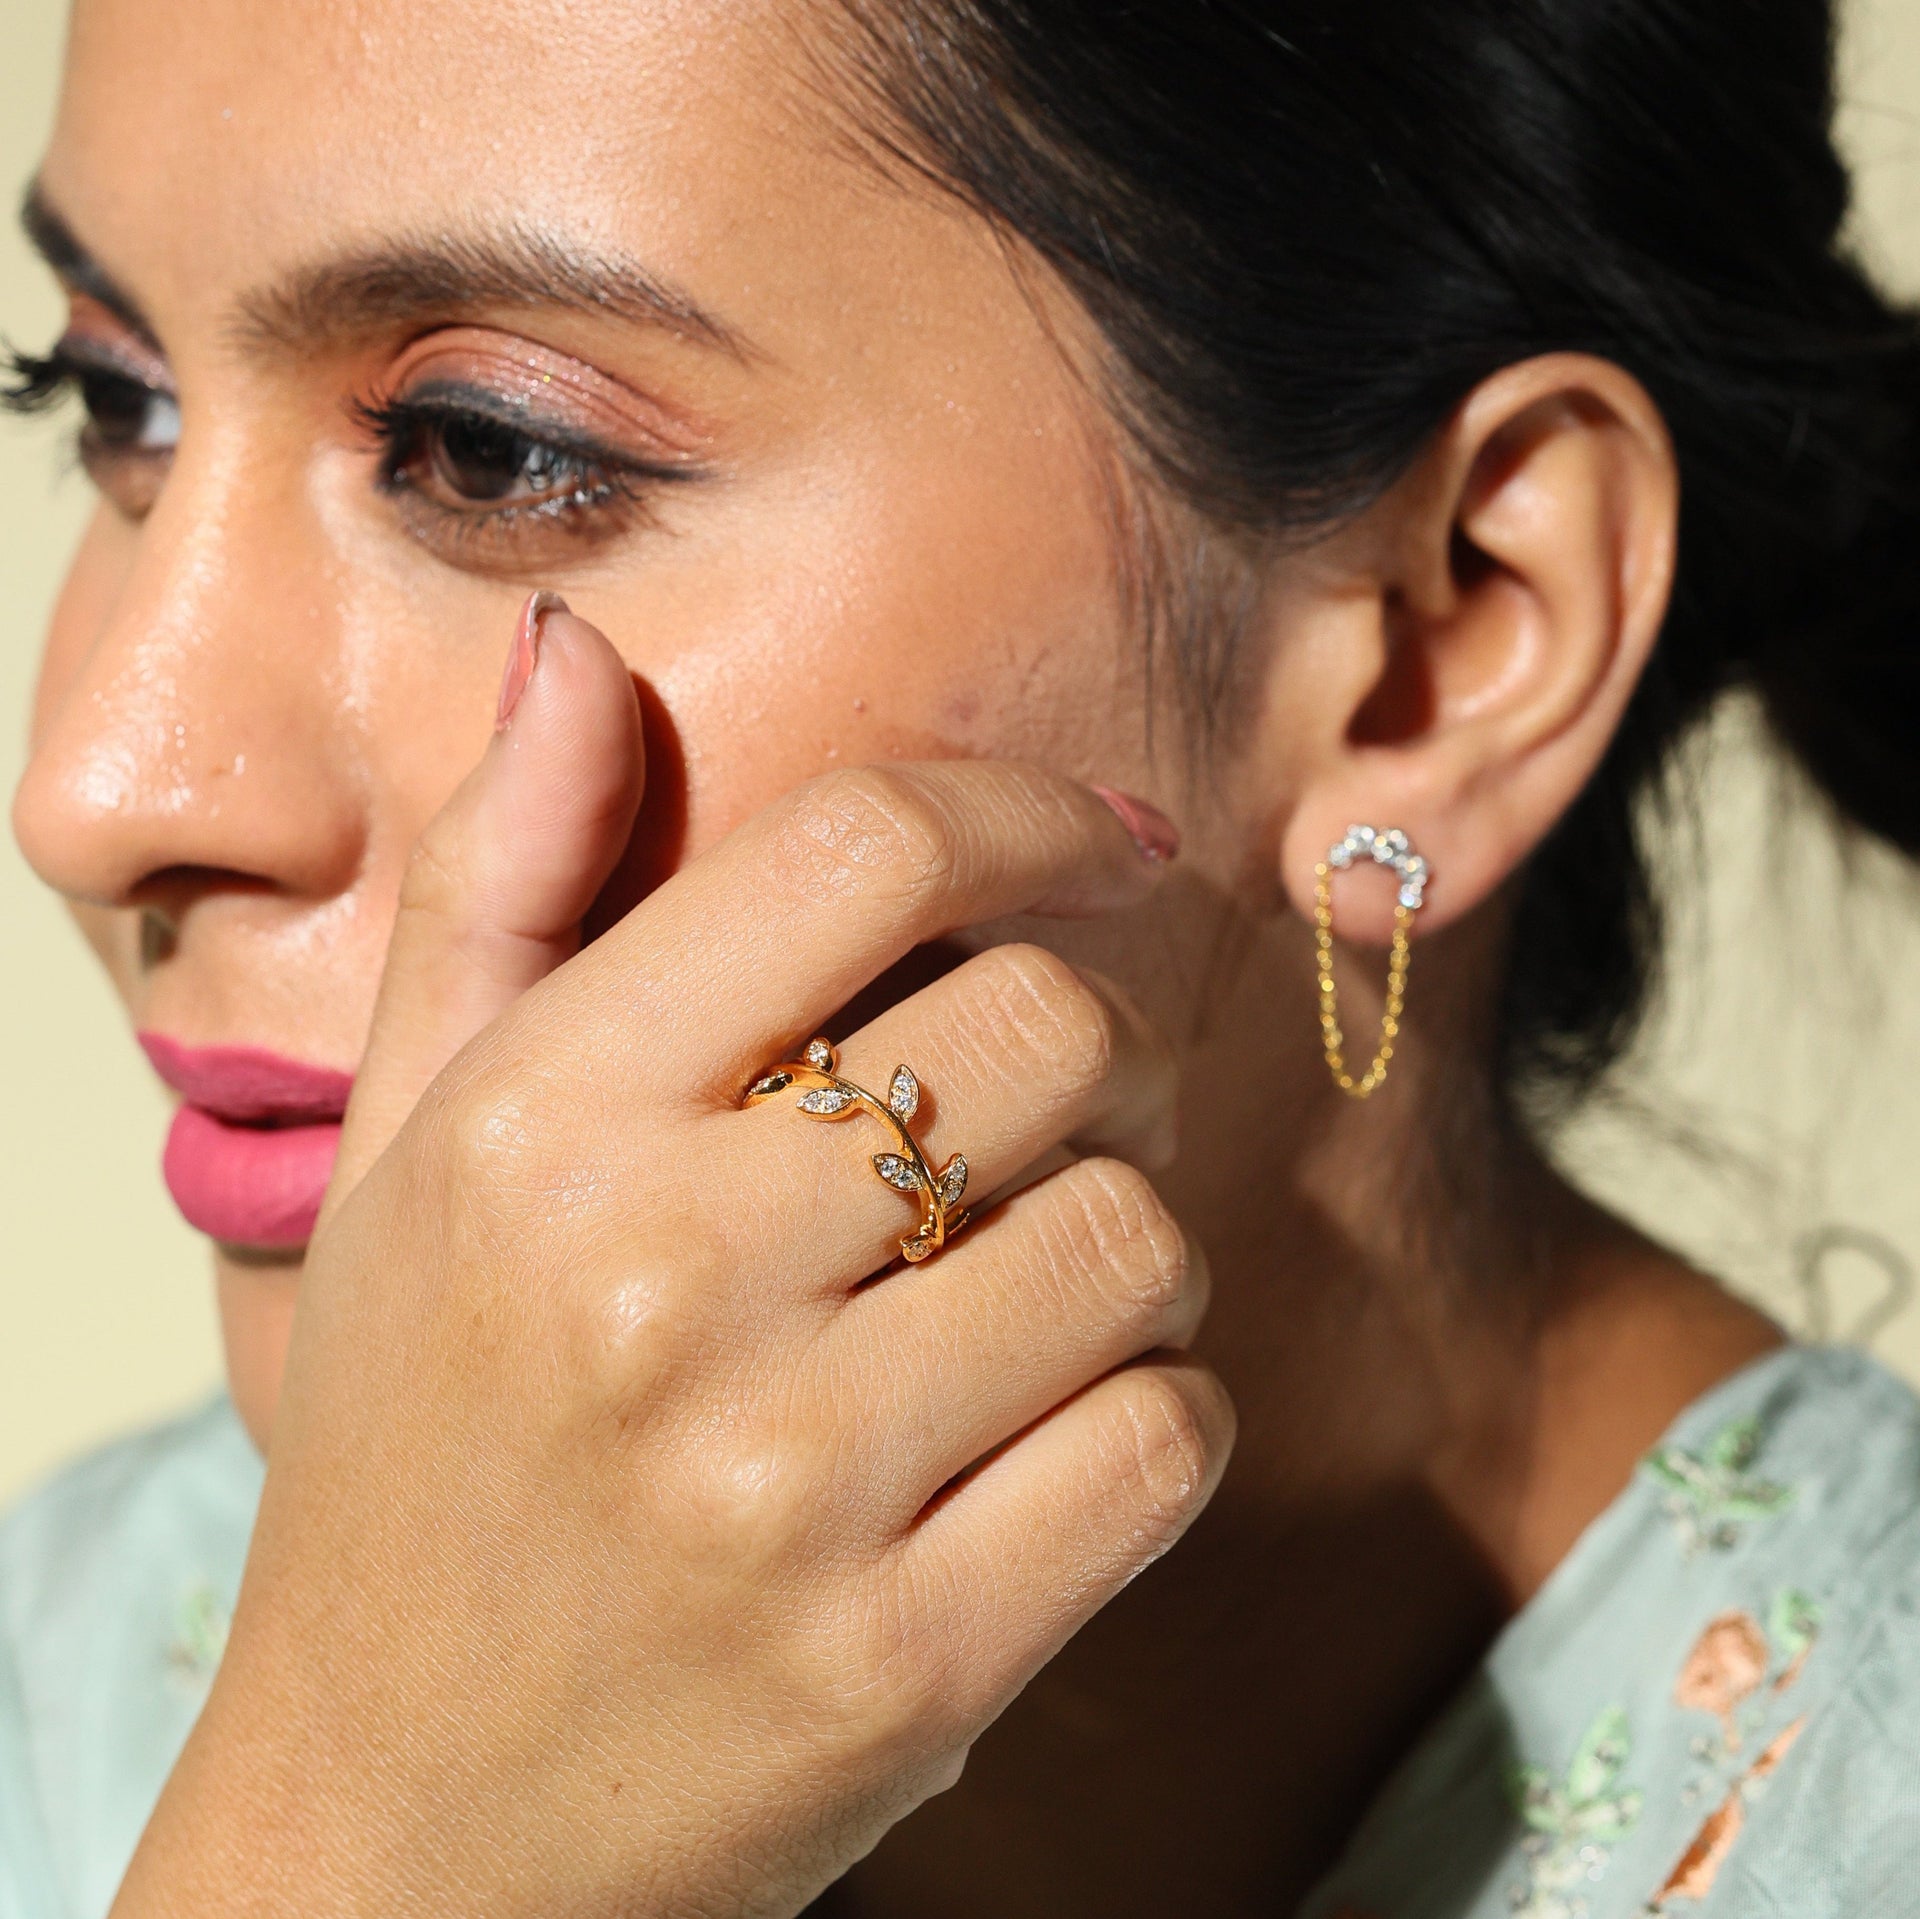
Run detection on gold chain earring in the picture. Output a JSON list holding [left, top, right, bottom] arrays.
[[1312, 825, 1429, 1099]]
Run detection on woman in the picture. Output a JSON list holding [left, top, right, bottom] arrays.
[[4, 0, 1917, 1912]]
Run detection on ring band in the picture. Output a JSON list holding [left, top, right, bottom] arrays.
[[745, 1039, 971, 1263]]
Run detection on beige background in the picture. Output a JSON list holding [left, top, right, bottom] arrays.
[[5, 3, 1920, 1502]]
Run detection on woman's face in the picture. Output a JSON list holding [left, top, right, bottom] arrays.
[[15, 0, 1236, 1438]]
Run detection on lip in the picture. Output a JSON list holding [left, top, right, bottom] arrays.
[[138, 1034, 355, 1249]]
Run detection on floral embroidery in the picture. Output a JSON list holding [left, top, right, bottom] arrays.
[[1641, 1416, 1793, 1553], [1642, 1590, 1819, 1910], [1672, 1614, 1769, 1750], [1508, 1705, 1645, 1918], [165, 1580, 230, 1690]]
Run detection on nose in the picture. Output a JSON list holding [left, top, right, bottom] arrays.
[[13, 441, 367, 915]]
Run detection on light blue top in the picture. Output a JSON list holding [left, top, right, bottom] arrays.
[[3, 1348, 1918, 1917], [0, 1399, 259, 1919], [1304, 1345, 1920, 1918]]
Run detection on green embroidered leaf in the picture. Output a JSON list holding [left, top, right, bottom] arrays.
[[1769, 1587, 1822, 1664], [1643, 1451, 1705, 1494], [1565, 1705, 1631, 1804], [1717, 1483, 1794, 1519], [1508, 1766, 1565, 1832], [1506, 1720, 1642, 1913], [1568, 1788, 1642, 1844], [1706, 1415, 1763, 1472], [167, 1582, 231, 1683]]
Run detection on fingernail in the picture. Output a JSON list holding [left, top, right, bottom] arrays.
[[1091, 786, 1181, 865], [497, 590, 569, 731]]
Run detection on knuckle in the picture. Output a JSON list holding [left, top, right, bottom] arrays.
[[1099, 1370, 1217, 1547], [423, 1066, 543, 1188], [976, 944, 1116, 1094], [667, 1414, 828, 1568], [1048, 1158, 1190, 1330], [564, 1251, 701, 1410], [768, 767, 958, 907], [832, 1576, 967, 1756]]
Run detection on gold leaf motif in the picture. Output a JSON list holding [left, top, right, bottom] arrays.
[[798, 1086, 857, 1116], [747, 1072, 791, 1099], [873, 1153, 921, 1193], [888, 1065, 920, 1122], [804, 1038, 835, 1070], [902, 1233, 935, 1263], [936, 1155, 969, 1207]]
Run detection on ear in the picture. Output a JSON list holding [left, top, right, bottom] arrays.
[[1261, 353, 1678, 942]]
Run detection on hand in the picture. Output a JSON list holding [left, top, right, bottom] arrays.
[[115, 605, 1233, 1918]]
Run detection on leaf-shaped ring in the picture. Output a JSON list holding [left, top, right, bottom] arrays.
[[744, 1038, 971, 1264]]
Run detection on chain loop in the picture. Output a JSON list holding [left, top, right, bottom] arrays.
[[1313, 862, 1417, 1099]]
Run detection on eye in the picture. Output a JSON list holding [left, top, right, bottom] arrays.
[[420, 409, 593, 506], [75, 365, 181, 454], [3, 344, 179, 519], [348, 371, 707, 573], [358, 388, 637, 520]]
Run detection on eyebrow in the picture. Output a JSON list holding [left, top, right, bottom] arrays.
[[20, 181, 752, 364], [235, 227, 753, 362], [19, 184, 163, 351]]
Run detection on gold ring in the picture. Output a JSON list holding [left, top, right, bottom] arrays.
[[745, 1039, 971, 1264]]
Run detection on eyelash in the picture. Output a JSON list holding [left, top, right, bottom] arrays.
[[1, 347, 72, 414], [2, 344, 692, 548], [2, 343, 172, 446]]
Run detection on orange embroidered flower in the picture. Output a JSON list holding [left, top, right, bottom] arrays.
[[1650, 1594, 1818, 1910], [1673, 1611, 1768, 1748]]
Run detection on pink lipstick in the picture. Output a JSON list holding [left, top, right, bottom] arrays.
[[138, 1034, 354, 1249]]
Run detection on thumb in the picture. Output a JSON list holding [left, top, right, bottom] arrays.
[[320, 592, 645, 1227]]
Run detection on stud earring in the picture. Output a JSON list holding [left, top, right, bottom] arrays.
[[1313, 825, 1430, 1099]]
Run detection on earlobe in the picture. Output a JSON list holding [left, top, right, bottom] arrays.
[[1272, 353, 1678, 945]]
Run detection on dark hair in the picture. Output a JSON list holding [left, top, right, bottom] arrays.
[[835, 0, 1920, 1101]]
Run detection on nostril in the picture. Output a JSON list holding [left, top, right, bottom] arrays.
[[140, 910, 178, 968], [129, 863, 286, 920]]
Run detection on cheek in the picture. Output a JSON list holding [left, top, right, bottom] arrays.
[[625, 417, 1145, 863]]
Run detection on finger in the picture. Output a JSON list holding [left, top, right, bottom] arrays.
[[831, 1156, 1211, 1513], [897, 1357, 1234, 1725], [323, 595, 644, 1219], [548, 760, 1177, 1102], [751, 947, 1178, 1288]]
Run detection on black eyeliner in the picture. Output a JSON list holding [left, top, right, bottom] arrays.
[[347, 378, 696, 492]]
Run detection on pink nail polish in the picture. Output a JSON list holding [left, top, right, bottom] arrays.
[[497, 590, 569, 730], [1091, 785, 1181, 865]]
